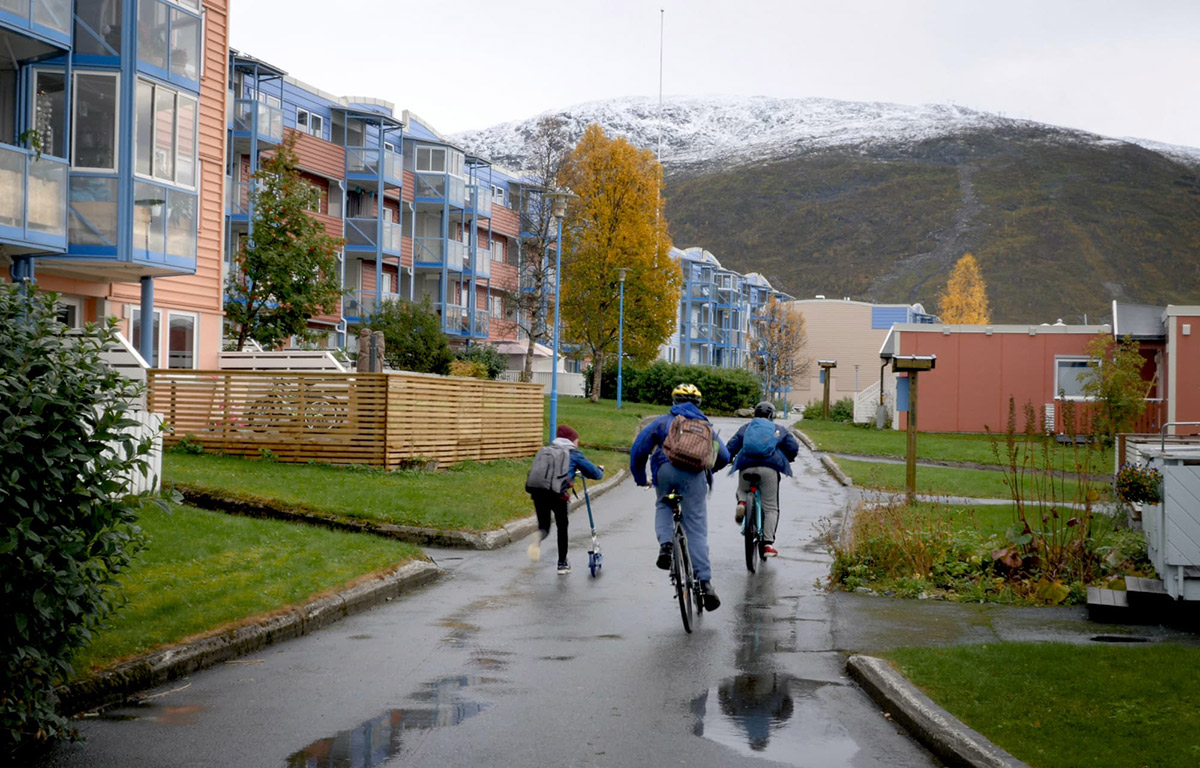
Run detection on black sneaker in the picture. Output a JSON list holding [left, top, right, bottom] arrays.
[[700, 580, 721, 611], [656, 543, 673, 570], [557, 560, 571, 575]]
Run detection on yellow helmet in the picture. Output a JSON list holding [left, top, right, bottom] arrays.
[[671, 383, 702, 405]]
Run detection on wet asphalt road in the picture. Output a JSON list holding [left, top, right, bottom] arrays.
[[37, 416, 939, 768]]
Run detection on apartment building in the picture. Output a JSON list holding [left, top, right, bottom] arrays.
[[660, 246, 792, 369], [2, 0, 229, 368], [226, 53, 521, 352]]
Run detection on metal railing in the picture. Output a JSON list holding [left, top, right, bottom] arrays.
[[232, 99, 283, 143], [344, 218, 402, 254], [0, 143, 67, 243]]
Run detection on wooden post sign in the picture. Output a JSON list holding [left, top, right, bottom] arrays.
[[891, 355, 936, 503], [818, 360, 837, 420]]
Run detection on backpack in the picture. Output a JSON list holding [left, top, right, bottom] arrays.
[[662, 415, 716, 472], [741, 417, 781, 461], [526, 443, 573, 494]]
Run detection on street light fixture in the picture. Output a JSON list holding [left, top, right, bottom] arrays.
[[617, 268, 628, 409], [544, 189, 576, 442]]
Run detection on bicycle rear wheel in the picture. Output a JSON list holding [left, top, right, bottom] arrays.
[[744, 499, 759, 573], [674, 530, 693, 633]]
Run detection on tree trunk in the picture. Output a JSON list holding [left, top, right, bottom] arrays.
[[522, 335, 535, 383], [590, 351, 604, 403]]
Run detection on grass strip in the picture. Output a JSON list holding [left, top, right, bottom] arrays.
[[550, 397, 668, 449], [164, 449, 631, 532], [798, 420, 1114, 469], [835, 457, 1106, 501], [882, 643, 1200, 768], [75, 504, 424, 674]]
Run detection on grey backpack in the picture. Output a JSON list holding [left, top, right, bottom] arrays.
[[525, 443, 572, 494]]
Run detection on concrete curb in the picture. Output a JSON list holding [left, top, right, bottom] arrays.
[[821, 455, 853, 486], [57, 560, 441, 718], [847, 655, 1030, 768], [176, 469, 628, 550]]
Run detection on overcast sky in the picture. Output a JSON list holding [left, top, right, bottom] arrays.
[[230, 0, 1200, 148]]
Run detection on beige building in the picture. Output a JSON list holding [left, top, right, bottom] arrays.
[[788, 297, 938, 419]]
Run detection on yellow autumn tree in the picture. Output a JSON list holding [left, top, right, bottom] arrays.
[[938, 253, 991, 324], [558, 124, 680, 402]]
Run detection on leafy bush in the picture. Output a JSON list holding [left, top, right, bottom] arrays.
[[454, 344, 506, 380], [449, 359, 488, 379], [1, 285, 155, 749], [802, 396, 855, 422], [1114, 463, 1162, 505], [352, 299, 452, 375], [585, 360, 760, 413]]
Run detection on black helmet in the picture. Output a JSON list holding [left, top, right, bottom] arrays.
[[754, 401, 776, 419]]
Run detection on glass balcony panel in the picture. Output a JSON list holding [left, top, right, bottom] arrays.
[[474, 247, 491, 279], [473, 309, 489, 337], [382, 220, 401, 254], [447, 176, 465, 207], [0, 0, 28, 20], [343, 217, 375, 249], [232, 99, 283, 143], [27, 155, 67, 236], [413, 237, 441, 264], [69, 175, 117, 246], [166, 189, 196, 259], [346, 148, 379, 176], [35, 0, 71, 34], [134, 180, 167, 256], [346, 289, 401, 319], [446, 240, 465, 271], [0, 145, 25, 229], [415, 172, 445, 199], [227, 179, 250, 216], [383, 149, 402, 182], [467, 185, 493, 217]]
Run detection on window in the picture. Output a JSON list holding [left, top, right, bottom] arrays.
[[72, 72, 119, 171], [491, 240, 504, 263], [135, 79, 198, 187], [137, 0, 202, 84], [130, 307, 162, 367], [297, 108, 323, 138], [491, 184, 505, 207], [75, 0, 124, 57], [384, 141, 395, 152], [416, 146, 445, 173], [490, 294, 503, 320], [56, 297, 82, 328], [167, 311, 197, 368], [31, 70, 67, 159], [304, 181, 323, 213], [1055, 357, 1094, 399]]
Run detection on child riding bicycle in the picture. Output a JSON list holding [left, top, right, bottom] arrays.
[[630, 383, 730, 610], [725, 401, 800, 557]]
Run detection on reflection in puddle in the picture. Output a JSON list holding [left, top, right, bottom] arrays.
[[693, 674, 858, 766], [96, 702, 205, 725], [285, 676, 496, 767]]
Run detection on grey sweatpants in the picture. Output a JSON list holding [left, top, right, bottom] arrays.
[[736, 468, 781, 542]]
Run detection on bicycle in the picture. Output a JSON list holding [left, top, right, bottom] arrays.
[[740, 471, 766, 573], [664, 488, 706, 633]]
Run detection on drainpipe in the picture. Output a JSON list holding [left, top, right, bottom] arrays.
[[139, 276, 154, 366], [407, 201, 416, 301], [336, 179, 347, 344]]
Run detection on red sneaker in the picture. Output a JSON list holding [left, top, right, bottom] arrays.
[[763, 545, 778, 557]]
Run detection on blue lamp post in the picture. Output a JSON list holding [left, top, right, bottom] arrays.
[[545, 190, 575, 442], [617, 268, 628, 408]]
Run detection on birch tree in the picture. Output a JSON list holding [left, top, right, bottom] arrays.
[[558, 124, 680, 402], [937, 253, 991, 324], [755, 298, 811, 402]]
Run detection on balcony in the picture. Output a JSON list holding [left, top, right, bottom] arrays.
[[0, 0, 71, 46], [343, 289, 402, 321], [0, 144, 67, 254], [439, 303, 468, 334], [414, 172, 466, 208], [472, 309, 490, 338], [470, 247, 491, 279], [344, 218, 402, 256], [346, 147, 403, 187], [465, 185, 493, 218], [231, 99, 284, 146], [413, 237, 465, 271], [689, 284, 713, 300], [226, 178, 251, 218]]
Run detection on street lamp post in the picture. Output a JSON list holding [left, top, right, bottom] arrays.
[[617, 268, 628, 409], [545, 190, 575, 442]]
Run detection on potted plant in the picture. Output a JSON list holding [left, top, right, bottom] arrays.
[[1115, 463, 1163, 508]]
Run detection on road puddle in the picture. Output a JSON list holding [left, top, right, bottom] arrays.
[[285, 675, 495, 767], [693, 673, 859, 765]]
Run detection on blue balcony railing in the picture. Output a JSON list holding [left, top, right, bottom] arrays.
[[413, 237, 464, 271], [133, 180, 197, 269], [344, 218, 402, 256], [232, 98, 284, 144], [471, 247, 491, 279], [0, 144, 67, 251], [466, 185, 493, 218], [440, 303, 468, 334], [344, 289, 402, 320], [226, 178, 251, 217], [0, 0, 71, 44], [472, 309, 490, 338], [414, 172, 466, 207], [346, 147, 403, 185]]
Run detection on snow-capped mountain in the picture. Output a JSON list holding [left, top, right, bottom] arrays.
[[452, 95, 1200, 173]]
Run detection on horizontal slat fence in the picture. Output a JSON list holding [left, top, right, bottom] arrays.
[[148, 370, 543, 469]]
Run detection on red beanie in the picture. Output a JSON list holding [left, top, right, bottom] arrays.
[[556, 424, 579, 443]]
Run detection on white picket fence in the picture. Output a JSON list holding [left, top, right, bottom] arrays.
[[108, 410, 164, 494], [497, 370, 586, 397]]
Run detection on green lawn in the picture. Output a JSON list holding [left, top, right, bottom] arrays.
[[75, 504, 424, 674], [165, 448, 630, 532], [835, 457, 1109, 502], [550, 397, 668, 449], [882, 643, 1200, 768], [797, 419, 1114, 469]]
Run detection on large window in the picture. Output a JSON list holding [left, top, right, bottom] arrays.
[[31, 70, 66, 159], [416, 146, 445, 173], [167, 311, 197, 368], [137, 0, 202, 84], [130, 307, 162, 367], [75, 0, 124, 57], [72, 72, 119, 172], [135, 79, 198, 188], [1055, 357, 1094, 399]]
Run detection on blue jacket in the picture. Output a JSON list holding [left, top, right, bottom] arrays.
[[725, 420, 801, 477], [629, 402, 730, 487]]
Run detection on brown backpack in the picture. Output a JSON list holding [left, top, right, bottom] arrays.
[[662, 415, 716, 472]]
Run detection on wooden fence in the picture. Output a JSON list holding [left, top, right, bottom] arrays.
[[147, 370, 543, 468]]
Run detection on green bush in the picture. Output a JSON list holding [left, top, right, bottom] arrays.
[[454, 343, 506, 380], [449, 359, 488, 379], [1, 285, 155, 749], [352, 299, 452, 375], [802, 396, 855, 422], [585, 360, 760, 413]]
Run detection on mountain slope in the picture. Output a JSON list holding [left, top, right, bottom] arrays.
[[455, 96, 1200, 323]]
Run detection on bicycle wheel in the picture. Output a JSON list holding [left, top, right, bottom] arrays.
[[674, 530, 693, 633], [757, 493, 768, 562], [744, 497, 758, 573]]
